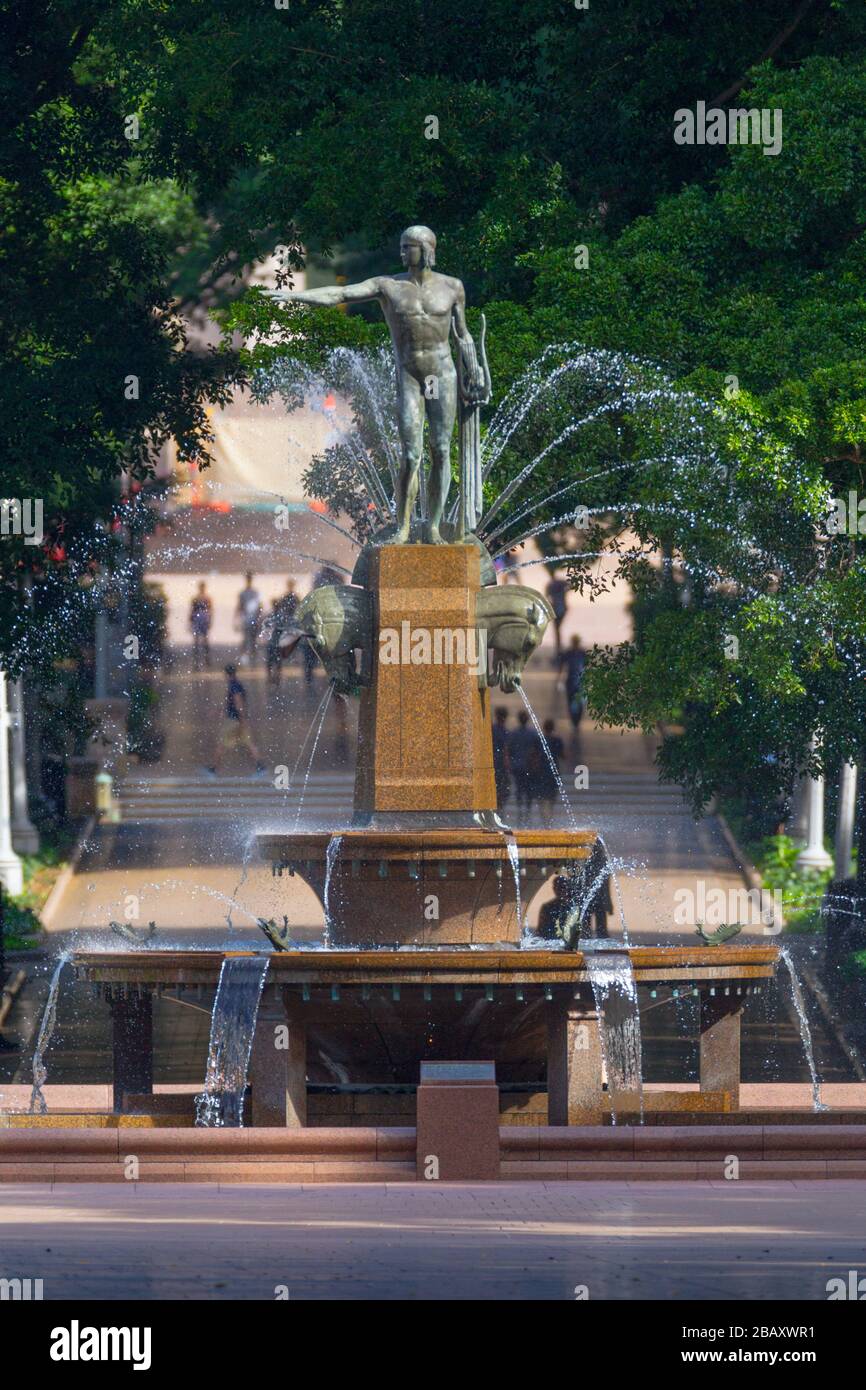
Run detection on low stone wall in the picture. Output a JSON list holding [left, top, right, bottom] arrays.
[[2, 1123, 866, 1182]]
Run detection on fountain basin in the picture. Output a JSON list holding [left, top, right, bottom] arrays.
[[71, 945, 780, 1125], [257, 827, 599, 945]]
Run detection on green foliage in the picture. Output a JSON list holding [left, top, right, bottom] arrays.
[[127, 580, 168, 666], [5, 0, 866, 856], [754, 834, 832, 934], [126, 678, 162, 762], [0, 0, 234, 668], [1, 827, 76, 950], [846, 949, 866, 981], [219, 289, 386, 377]]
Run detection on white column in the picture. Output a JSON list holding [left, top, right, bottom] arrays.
[[9, 679, 38, 854], [834, 761, 858, 881], [0, 673, 24, 895], [94, 606, 109, 700], [796, 736, 833, 871], [789, 772, 810, 846]]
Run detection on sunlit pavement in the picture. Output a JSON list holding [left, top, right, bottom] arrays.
[[0, 1181, 863, 1300]]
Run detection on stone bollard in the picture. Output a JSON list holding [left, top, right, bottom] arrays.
[[416, 1060, 500, 1181]]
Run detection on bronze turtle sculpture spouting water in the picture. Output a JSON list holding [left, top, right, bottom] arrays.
[[695, 922, 743, 946]]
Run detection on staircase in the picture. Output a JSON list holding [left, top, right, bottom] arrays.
[[115, 772, 354, 825]]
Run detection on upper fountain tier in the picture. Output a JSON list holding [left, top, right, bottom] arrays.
[[257, 226, 603, 945], [256, 539, 604, 947]]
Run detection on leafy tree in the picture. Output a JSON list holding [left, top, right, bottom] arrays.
[[7, 0, 866, 892], [0, 0, 231, 671]]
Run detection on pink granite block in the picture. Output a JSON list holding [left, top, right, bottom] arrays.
[[501, 1160, 570, 1178], [567, 1160, 701, 1180], [537, 1127, 634, 1158], [312, 1161, 414, 1182], [376, 1128, 415, 1158], [634, 1125, 762, 1158], [0, 1165, 57, 1183], [0, 1129, 119, 1157], [49, 1164, 127, 1183], [248, 1127, 378, 1157], [735, 1161, 829, 1180], [499, 1128, 540, 1158]]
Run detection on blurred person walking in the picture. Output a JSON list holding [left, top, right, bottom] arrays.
[[559, 634, 586, 751], [189, 581, 213, 671], [265, 598, 285, 688], [207, 664, 265, 775], [534, 717, 565, 825], [236, 572, 262, 667], [265, 580, 300, 688], [509, 709, 541, 817], [545, 573, 568, 660]]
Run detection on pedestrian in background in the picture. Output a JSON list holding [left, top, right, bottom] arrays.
[[267, 579, 300, 687], [207, 664, 265, 775], [189, 581, 212, 671], [534, 717, 564, 825], [509, 709, 541, 816], [546, 573, 568, 660], [265, 598, 285, 687], [559, 634, 586, 751], [236, 571, 262, 666]]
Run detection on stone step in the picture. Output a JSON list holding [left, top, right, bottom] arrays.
[[504, 1124, 866, 1160], [0, 1160, 418, 1184], [499, 1160, 866, 1180], [2, 1125, 865, 1182]]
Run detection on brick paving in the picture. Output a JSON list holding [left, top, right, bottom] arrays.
[[0, 1180, 863, 1300]]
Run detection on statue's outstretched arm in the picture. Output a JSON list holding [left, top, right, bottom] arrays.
[[265, 277, 382, 308]]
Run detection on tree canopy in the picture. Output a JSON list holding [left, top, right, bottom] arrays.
[[4, 0, 866, 854]]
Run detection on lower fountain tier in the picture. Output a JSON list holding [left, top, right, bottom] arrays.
[[73, 945, 780, 990], [73, 946, 779, 1122], [256, 828, 599, 946]]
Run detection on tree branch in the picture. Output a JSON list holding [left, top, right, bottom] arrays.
[[708, 0, 823, 107]]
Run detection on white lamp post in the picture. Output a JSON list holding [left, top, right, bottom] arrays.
[[9, 679, 38, 854], [0, 673, 24, 895], [796, 736, 833, 871], [834, 761, 858, 881]]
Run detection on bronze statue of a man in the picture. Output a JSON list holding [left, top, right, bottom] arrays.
[[266, 225, 488, 544]]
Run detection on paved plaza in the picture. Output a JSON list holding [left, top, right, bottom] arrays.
[[0, 1180, 863, 1301]]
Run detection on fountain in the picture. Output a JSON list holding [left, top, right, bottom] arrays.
[[65, 223, 782, 1138], [255, 226, 596, 942]]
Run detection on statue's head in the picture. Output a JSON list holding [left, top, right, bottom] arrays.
[[400, 225, 436, 269]]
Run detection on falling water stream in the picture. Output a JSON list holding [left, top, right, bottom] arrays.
[[195, 956, 271, 1126], [502, 833, 523, 934], [28, 951, 72, 1115], [292, 682, 334, 828], [779, 945, 827, 1112], [323, 834, 344, 947], [582, 945, 643, 1124], [518, 685, 577, 830], [518, 686, 632, 947]]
